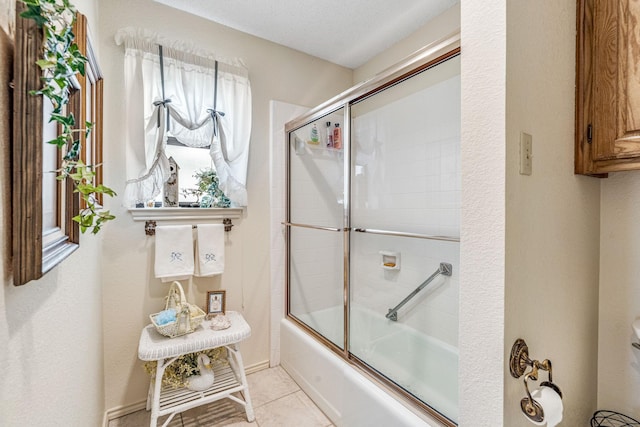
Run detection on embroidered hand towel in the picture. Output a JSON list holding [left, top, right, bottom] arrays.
[[154, 225, 194, 282], [195, 224, 225, 276]]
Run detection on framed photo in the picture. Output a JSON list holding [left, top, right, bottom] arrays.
[[206, 290, 226, 318]]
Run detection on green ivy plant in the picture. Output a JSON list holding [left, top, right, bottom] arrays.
[[20, 0, 116, 234]]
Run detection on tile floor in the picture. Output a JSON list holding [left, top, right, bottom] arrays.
[[109, 366, 334, 427]]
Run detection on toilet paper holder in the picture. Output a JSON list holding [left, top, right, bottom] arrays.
[[510, 338, 563, 423]]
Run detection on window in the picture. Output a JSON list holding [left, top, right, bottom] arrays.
[[116, 29, 252, 209]]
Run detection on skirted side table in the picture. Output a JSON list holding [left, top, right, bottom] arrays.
[[138, 311, 255, 427]]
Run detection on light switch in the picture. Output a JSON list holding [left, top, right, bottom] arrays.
[[520, 132, 532, 175]]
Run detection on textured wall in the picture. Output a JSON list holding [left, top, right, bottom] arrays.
[[353, 3, 460, 85], [0, 0, 106, 425], [599, 172, 640, 418], [503, 1, 600, 426], [97, 0, 353, 414], [459, 1, 507, 425]]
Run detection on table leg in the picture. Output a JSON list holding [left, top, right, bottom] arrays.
[[149, 358, 166, 427], [146, 380, 152, 411], [228, 344, 255, 422]]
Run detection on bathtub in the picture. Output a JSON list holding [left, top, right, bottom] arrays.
[[280, 305, 458, 426]]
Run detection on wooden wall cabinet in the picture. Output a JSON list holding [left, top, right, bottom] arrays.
[[576, 0, 640, 175]]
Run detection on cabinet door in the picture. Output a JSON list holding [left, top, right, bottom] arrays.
[[576, 0, 640, 174]]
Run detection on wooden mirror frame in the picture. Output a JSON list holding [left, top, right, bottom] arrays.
[[12, 5, 101, 286], [74, 12, 105, 206]]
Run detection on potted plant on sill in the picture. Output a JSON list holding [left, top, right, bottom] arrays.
[[181, 168, 231, 208]]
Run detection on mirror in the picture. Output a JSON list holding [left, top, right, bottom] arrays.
[[12, 5, 102, 286]]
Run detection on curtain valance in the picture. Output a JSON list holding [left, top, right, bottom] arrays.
[[116, 28, 252, 207]]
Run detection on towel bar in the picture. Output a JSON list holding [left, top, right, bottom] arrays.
[[144, 218, 233, 236], [386, 262, 452, 321]]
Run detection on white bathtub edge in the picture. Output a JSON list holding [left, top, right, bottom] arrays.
[[281, 318, 444, 427], [280, 342, 342, 422]]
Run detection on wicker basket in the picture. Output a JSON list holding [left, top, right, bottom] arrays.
[[150, 281, 205, 338]]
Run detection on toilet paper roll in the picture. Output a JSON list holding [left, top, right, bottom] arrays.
[[525, 385, 563, 427]]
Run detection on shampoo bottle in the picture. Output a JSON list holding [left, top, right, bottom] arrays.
[[333, 123, 342, 149], [326, 121, 333, 148], [310, 123, 319, 145]]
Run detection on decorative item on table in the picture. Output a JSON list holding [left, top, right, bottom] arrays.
[[143, 347, 226, 389], [150, 281, 205, 338], [154, 308, 176, 325], [186, 353, 215, 391], [210, 313, 231, 330], [206, 290, 226, 320]]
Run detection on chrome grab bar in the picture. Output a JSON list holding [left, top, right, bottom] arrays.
[[353, 227, 459, 242], [281, 222, 342, 232], [386, 262, 453, 321]]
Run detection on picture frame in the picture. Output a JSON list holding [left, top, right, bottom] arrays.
[[206, 290, 226, 318], [12, 6, 104, 286], [13, 3, 80, 285]]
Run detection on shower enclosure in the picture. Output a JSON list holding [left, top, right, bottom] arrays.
[[284, 35, 460, 425]]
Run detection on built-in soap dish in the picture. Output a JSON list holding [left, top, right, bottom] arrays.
[[380, 251, 400, 270]]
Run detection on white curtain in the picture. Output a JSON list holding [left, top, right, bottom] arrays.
[[115, 28, 252, 207]]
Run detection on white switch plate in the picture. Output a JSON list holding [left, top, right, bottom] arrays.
[[520, 132, 532, 175]]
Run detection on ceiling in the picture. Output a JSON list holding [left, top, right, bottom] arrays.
[[152, 0, 458, 69]]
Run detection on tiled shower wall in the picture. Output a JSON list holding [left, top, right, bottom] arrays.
[[350, 59, 460, 347], [351, 58, 461, 239], [289, 113, 345, 317], [274, 56, 461, 351], [350, 233, 459, 348]]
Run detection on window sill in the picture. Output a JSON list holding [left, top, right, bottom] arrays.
[[128, 207, 244, 222]]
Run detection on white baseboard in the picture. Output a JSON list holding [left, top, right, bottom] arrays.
[[245, 359, 270, 374], [102, 359, 271, 425], [103, 400, 147, 427]]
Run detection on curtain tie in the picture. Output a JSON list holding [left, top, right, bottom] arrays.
[[153, 99, 172, 127], [207, 108, 226, 136]]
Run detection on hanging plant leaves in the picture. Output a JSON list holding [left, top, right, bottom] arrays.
[[20, 0, 116, 233]]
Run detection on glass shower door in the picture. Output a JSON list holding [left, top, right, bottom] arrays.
[[287, 108, 346, 349], [349, 56, 461, 422]]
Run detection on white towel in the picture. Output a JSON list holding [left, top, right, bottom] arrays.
[[195, 224, 225, 276], [154, 225, 194, 282]]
